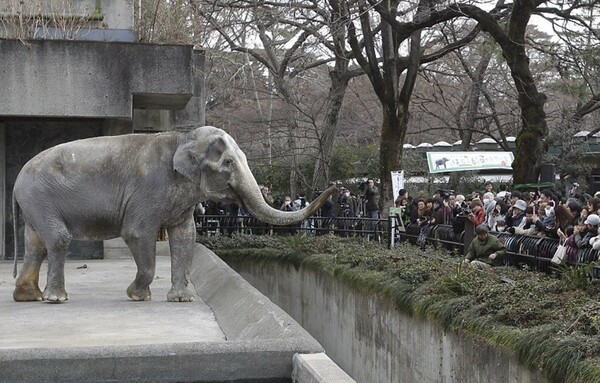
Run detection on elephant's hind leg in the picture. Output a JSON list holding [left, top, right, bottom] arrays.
[[13, 225, 46, 302], [42, 226, 71, 302]]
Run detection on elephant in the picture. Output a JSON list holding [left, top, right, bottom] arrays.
[[435, 157, 449, 169], [12, 126, 335, 302]]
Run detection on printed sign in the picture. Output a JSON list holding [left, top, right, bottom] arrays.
[[391, 170, 405, 200], [426, 151, 514, 173]]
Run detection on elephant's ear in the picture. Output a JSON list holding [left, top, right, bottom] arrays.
[[173, 135, 228, 181], [173, 141, 202, 181]]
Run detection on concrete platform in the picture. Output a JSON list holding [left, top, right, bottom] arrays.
[[0, 243, 324, 383]]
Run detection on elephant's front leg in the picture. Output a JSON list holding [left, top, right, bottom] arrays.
[[123, 231, 157, 301], [166, 215, 196, 302]]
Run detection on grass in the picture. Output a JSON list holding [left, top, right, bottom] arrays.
[[198, 233, 600, 383]]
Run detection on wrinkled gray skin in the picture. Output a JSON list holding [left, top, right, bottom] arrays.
[[13, 126, 335, 302]]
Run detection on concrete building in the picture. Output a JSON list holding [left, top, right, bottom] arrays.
[[0, 0, 205, 259]]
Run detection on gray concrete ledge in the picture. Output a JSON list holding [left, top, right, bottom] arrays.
[[0, 243, 323, 383], [292, 354, 356, 383]]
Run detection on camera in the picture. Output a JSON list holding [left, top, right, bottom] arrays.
[[456, 205, 473, 216]]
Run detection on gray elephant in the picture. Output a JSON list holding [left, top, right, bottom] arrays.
[[12, 126, 335, 302]]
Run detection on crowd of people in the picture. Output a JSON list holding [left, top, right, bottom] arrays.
[[396, 181, 600, 260], [193, 178, 600, 263], [261, 179, 382, 221], [193, 179, 382, 236]]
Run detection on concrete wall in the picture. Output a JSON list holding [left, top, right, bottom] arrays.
[[0, 1, 132, 27], [133, 50, 206, 132], [1, 0, 134, 40], [0, 39, 193, 118], [223, 256, 549, 383]]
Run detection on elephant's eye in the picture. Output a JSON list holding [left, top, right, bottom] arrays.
[[224, 158, 234, 166]]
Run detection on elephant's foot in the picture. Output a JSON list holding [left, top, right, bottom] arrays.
[[167, 286, 196, 302], [13, 283, 43, 302], [42, 286, 69, 302], [127, 283, 151, 301]]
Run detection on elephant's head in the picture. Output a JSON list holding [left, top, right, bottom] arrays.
[[173, 126, 336, 225]]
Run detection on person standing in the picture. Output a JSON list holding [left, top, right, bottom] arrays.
[[364, 178, 380, 240], [364, 178, 380, 219], [279, 196, 297, 235], [318, 194, 335, 235], [505, 199, 528, 229], [337, 187, 357, 217], [395, 189, 408, 207], [468, 199, 486, 226], [484, 180, 495, 195], [261, 185, 274, 207]]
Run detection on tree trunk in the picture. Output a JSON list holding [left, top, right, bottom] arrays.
[[380, 104, 405, 209], [288, 123, 299, 199], [312, 0, 354, 190], [502, 2, 548, 185], [312, 72, 349, 190]]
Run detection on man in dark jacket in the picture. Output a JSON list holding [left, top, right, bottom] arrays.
[[363, 178, 380, 240], [464, 224, 506, 269], [364, 178, 380, 219]]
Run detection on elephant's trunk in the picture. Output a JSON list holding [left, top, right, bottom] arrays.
[[233, 171, 336, 226]]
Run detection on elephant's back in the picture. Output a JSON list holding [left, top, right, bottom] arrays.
[[21, 134, 172, 178], [14, 133, 178, 203]]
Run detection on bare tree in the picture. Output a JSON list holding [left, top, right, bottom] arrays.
[[374, 0, 600, 185], [192, 0, 371, 196], [347, 0, 481, 206]]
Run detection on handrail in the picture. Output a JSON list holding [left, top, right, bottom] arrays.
[[194, 214, 600, 274]]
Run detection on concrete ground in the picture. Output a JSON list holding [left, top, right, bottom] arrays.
[[0, 241, 326, 383], [0, 257, 225, 349]]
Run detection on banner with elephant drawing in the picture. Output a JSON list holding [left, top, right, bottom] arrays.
[[426, 151, 514, 173]]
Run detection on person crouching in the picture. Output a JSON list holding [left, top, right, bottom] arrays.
[[463, 224, 507, 269]]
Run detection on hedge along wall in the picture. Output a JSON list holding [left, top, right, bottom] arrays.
[[219, 252, 548, 383]]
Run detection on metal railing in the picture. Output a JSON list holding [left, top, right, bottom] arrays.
[[195, 214, 600, 274], [392, 221, 600, 273], [195, 215, 389, 242]]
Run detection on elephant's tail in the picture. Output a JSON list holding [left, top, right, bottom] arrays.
[[12, 194, 19, 278]]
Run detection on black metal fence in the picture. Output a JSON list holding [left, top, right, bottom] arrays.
[[195, 215, 389, 241], [195, 215, 600, 274], [391, 220, 600, 273]]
